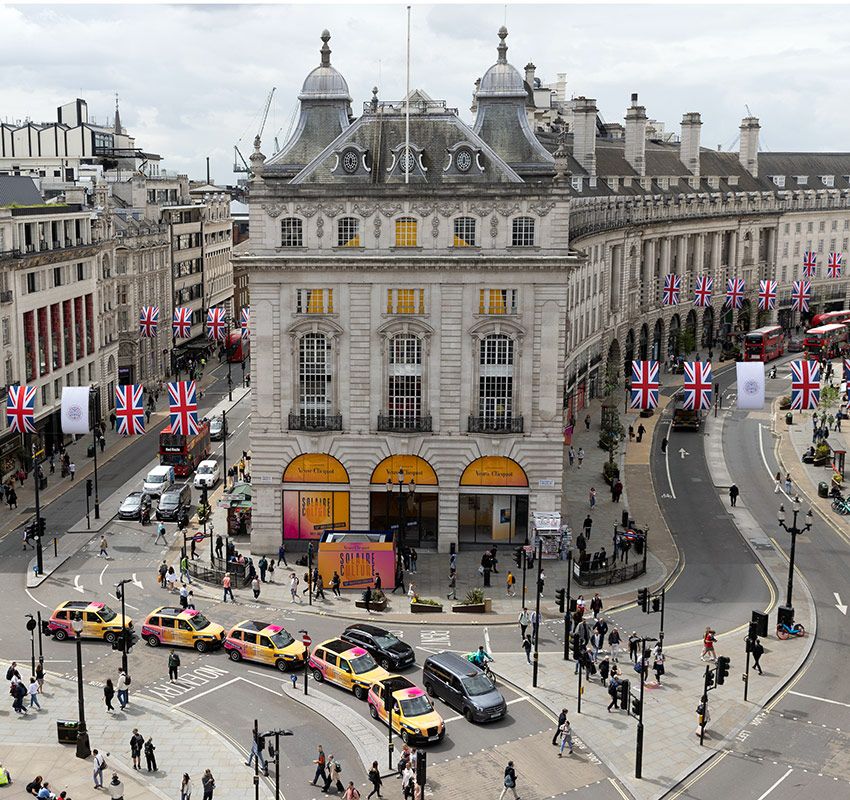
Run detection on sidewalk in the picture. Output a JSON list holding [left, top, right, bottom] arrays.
[[0, 674, 272, 800]]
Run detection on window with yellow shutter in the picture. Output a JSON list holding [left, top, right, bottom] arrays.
[[296, 289, 333, 314], [395, 217, 418, 247], [337, 217, 360, 247], [479, 288, 517, 315], [453, 217, 477, 247], [387, 289, 425, 314]]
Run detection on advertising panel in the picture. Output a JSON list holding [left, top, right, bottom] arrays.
[[317, 539, 396, 590]]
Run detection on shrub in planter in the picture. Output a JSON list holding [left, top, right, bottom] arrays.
[[411, 596, 443, 613], [463, 588, 484, 605], [355, 589, 387, 611], [602, 461, 620, 486], [778, 395, 792, 410]]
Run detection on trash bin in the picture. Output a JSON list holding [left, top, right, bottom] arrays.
[[818, 481, 829, 498], [87, 444, 96, 458], [777, 604, 795, 627], [57, 720, 79, 744], [39, 476, 48, 490], [785, 412, 793, 425], [621, 509, 630, 528]]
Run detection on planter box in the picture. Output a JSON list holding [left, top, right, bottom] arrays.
[[411, 602, 442, 614], [355, 599, 387, 612], [452, 603, 485, 614]]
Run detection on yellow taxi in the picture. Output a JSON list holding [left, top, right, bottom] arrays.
[[141, 607, 225, 652], [308, 638, 390, 700], [223, 620, 307, 671], [46, 600, 132, 643], [368, 675, 446, 744]]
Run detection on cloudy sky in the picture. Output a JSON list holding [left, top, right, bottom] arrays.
[[2, 2, 850, 183]]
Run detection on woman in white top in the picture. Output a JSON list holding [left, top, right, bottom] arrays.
[[180, 773, 193, 800]]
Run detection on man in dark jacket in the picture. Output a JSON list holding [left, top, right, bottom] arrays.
[[552, 708, 567, 746]]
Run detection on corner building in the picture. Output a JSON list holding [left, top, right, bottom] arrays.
[[242, 30, 576, 553]]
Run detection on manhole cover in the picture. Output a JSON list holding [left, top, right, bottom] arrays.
[[699, 596, 714, 604], [749, 538, 774, 551]]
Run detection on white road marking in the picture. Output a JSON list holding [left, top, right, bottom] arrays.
[[108, 592, 139, 611], [758, 423, 793, 502], [664, 421, 676, 499], [788, 690, 850, 709], [73, 575, 84, 593], [834, 593, 847, 615], [99, 563, 109, 585], [132, 573, 144, 589], [756, 767, 793, 800], [678, 448, 689, 459], [484, 627, 491, 657], [171, 676, 241, 707], [25, 588, 49, 609]]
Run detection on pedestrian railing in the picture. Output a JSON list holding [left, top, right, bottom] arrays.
[[187, 558, 251, 588], [574, 559, 645, 588]]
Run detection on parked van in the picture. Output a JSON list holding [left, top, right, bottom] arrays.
[[422, 651, 506, 723], [143, 465, 175, 497]]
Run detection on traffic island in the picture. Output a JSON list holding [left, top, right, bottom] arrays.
[[410, 598, 443, 613]]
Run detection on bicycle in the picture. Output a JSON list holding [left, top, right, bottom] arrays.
[[776, 621, 806, 640]]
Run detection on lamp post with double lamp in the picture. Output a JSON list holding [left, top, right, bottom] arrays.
[[72, 614, 91, 759], [263, 728, 294, 800], [777, 497, 813, 624], [389, 469, 415, 550]]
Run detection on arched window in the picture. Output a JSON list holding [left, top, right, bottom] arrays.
[[387, 333, 422, 425], [298, 333, 331, 426], [511, 217, 535, 247], [281, 217, 303, 248], [395, 217, 418, 248], [337, 217, 360, 247], [453, 217, 477, 247], [478, 334, 514, 429]]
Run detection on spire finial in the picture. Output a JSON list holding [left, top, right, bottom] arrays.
[[320, 29, 331, 67], [497, 26, 508, 64], [113, 91, 122, 135]]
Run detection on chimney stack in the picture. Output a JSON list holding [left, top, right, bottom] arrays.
[[524, 62, 536, 87], [739, 116, 760, 177], [571, 97, 597, 177], [624, 93, 647, 176], [679, 112, 702, 176]]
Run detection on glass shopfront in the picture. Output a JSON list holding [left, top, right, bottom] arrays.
[[458, 456, 529, 543], [282, 453, 350, 540], [369, 454, 438, 547]]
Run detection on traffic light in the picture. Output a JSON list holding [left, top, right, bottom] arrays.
[[618, 679, 630, 708], [651, 596, 661, 613], [111, 632, 124, 651], [416, 751, 427, 786], [555, 588, 566, 613], [514, 548, 523, 568], [637, 588, 649, 613], [86, 478, 93, 497], [572, 635, 582, 660], [36, 516, 46, 538], [631, 695, 642, 717], [716, 656, 731, 685]]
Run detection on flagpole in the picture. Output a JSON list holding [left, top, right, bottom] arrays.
[[404, 4, 411, 186]]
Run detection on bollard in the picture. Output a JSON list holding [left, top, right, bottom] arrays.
[[54, 537, 58, 558]]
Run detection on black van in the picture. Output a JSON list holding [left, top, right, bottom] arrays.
[[156, 483, 193, 522], [422, 651, 506, 723]]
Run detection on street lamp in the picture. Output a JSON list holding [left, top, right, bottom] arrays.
[[72, 614, 91, 759], [262, 728, 294, 800], [115, 579, 132, 676], [777, 497, 813, 623]]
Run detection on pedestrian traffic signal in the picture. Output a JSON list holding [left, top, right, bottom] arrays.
[[36, 515, 46, 537], [416, 751, 426, 786], [555, 588, 566, 612], [572, 635, 582, 660], [651, 596, 661, 613], [86, 478, 93, 497], [716, 656, 731, 685], [618, 679, 630, 707], [637, 588, 649, 613], [514, 548, 523, 568], [631, 695, 642, 717]]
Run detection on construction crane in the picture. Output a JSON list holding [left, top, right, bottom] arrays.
[[233, 87, 276, 175]]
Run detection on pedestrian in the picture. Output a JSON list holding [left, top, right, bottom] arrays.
[[166, 566, 178, 592], [343, 782, 361, 800], [246, 732, 269, 776], [584, 413, 591, 431], [289, 572, 300, 603], [158, 560, 168, 588], [701, 628, 717, 662], [506, 570, 516, 596], [179, 554, 190, 583], [590, 593, 603, 619], [589, 486, 597, 509], [155, 522, 167, 545], [105, 773, 124, 800], [653, 650, 665, 685], [69, 462, 76, 480], [582, 515, 593, 542], [628, 631, 640, 662], [168, 649, 181, 682], [410, 547, 418, 574], [7, 486, 16, 509], [201, 770, 215, 800], [251, 577, 261, 600], [568, 446, 575, 467], [607, 675, 620, 711], [99, 434, 106, 453], [401, 763, 414, 800], [117, 668, 129, 709], [450, 551, 457, 572], [784, 474, 792, 494], [12, 678, 27, 714], [552, 708, 566, 746], [598, 655, 610, 685], [109, 411, 116, 430], [661, 436, 668, 453], [27, 676, 41, 710], [577, 447, 585, 468], [314, 573, 326, 600], [268, 559, 275, 583], [774, 471, 781, 493], [518, 607, 530, 638], [130, 729, 144, 770], [628, 424, 635, 441], [330, 570, 341, 597], [366, 761, 382, 799], [393, 564, 406, 595], [180, 773, 192, 800], [729, 483, 739, 507], [575, 594, 586, 616], [215, 535, 224, 560], [93, 749, 106, 789], [537, 568, 545, 598], [35, 658, 45, 692], [557, 711, 574, 757], [499, 761, 518, 800], [752, 637, 765, 675], [179, 583, 189, 609], [278, 542, 288, 567], [258, 556, 268, 582], [144, 738, 157, 772], [608, 627, 621, 662], [312, 745, 327, 786], [104, 678, 116, 712], [636, 423, 645, 443], [223, 572, 234, 602], [98, 536, 109, 559], [522, 634, 532, 664]]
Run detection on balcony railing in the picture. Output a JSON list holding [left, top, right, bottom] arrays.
[[288, 413, 343, 432], [377, 413, 432, 433], [468, 415, 524, 434]]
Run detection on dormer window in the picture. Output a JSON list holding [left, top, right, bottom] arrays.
[[387, 143, 427, 179], [822, 175, 835, 187], [571, 176, 583, 192], [796, 175, 808, 186], [771, 175, 786, 188]]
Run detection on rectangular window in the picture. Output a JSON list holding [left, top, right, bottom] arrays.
[[37, 306, 49, 376], [77, 263, 85, 281], [819, 221, 826, 232], [23, 310, 35, 382], [795, 222, 801, 233], [41, 385, 49, 406], [453, 217, 477, 247], [299, 333, 331, 425], [478, 288, 518, 315], [5, 357, 12, 387], [296, 288, 333, 314], [26, 272, 37, 293], [337, 217, 360, 247], [386, 288, 424, 314], [53, 267, 63, 287], [511, 217, 535, 247], [0, 318, 8, 346], [280, 218, 304, 248], [394, 218, 418, 248], [478, 335, 514, 428]]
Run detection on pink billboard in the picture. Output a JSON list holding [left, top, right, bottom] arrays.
[[317, 540, 397, 590]]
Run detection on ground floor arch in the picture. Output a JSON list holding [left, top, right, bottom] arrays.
[[624, 329, 636, 377], [606, 338, 622, 394], [668, 314, 681, 357], [369, 454, 438, 547], [639, 324, 649, 360], [652, 318, 665, 361], [701, 307, 715, 348], [458, 456, 529, 543], [282, 453, 350, 540]]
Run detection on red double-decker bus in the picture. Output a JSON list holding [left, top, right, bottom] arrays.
[[159, 420, 211, 477], [226, 330, 249, 364], [743, 325, 786, 362], [810, 309, 850, 328], [803, 323, 849, 359]]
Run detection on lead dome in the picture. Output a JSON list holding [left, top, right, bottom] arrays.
[[300, 30, 352, 101], [477, 27, 526, 98]]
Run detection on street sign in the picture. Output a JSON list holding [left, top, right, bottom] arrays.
[[193, 533, 205, 543], [302, 633, 312, 648], [34, 448, 45, 458]]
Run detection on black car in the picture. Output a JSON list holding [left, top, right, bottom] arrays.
[[155, 483, 192, 522], [341, 624, 415, 670], [118, 491, 148, 520]]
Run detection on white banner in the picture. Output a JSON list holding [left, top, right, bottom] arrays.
[[736, 361, 765, 410], [61, 386, 91, 434]]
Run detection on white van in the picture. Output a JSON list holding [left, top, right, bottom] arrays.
[[143, 465, 175, 497], [193, 459, 221, 489]]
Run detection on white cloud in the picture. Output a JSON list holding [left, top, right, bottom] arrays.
[[2, 3, 850, 182]]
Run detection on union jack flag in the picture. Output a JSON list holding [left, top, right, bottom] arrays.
[[206, 307, 226, 341], [725, 277, 746, 309], [693, 275, 713, 307], [139, 306, 159, 338], [661, 275, 680, 307], [757, 279, 777, 311], [240, 307, 250, 339], [802, 250, 817, 278], [629, 360, 660, 410], [682, 361, 713, 410], [172, 307, 192, 339], [115, 384, 145, 436], [167, 381, 199, 436], [6, 385, 36, 434], [790, 360, 820, 410], [828, 252, 843, 279], [791, 280, 811, 312], [844, 358, 850, 385]]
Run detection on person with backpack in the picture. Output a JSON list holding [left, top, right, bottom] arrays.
[[130, 729, 144, 770], [499, 761, 518, 800], [168, 650, 181, 682], [323, 754, 344, 793], [366, 761, 382, 799], [342, 782, 360, 800], [201, 770, 215, 800]]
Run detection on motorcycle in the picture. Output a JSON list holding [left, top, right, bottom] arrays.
[[776, 621, 806, 640], [140, 504, 151, 525], [769, 366, 777, 379]]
